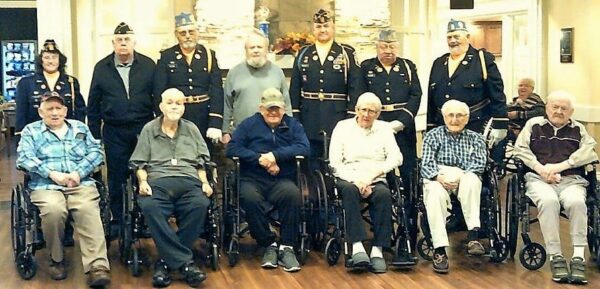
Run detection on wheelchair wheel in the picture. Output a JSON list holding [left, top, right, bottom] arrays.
[[11, 185, 26, 260], [16, 251, 37, 280], [490, 235, 509, 263], [227, 239, 240, 267], [299, 235, 311, 265], [311, 171, 329, 251], [129, 246, 142, 277], [324, 237, 341, 266], [209, 242, 220, 271], [417, 237, 433, 261], [505, 176, 519, 259], [519, 242, 546, 270]]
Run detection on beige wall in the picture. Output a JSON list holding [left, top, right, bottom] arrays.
[[545, 0, 600, 120], [546, 0, 600, 152]]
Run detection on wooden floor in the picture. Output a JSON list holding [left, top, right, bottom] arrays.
[[0, 136, 597, 289]]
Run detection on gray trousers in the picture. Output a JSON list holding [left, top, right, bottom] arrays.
[[31, 185, 109, 273], [525, 173, 589, 255]]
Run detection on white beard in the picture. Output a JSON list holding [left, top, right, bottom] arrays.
[[246, 56, 267, 68]]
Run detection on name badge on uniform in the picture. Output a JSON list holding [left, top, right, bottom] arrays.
[[171, 158, 178, 166], [367, 71, 375, 77], [301, 63, 309, 68], [168, 61, 177, 69]]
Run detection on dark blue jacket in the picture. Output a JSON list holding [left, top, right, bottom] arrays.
[[15, 72, 86, 133], [226, 113, 310, 181], [87, 51, 157, 139], [427, 45, 507, 132]]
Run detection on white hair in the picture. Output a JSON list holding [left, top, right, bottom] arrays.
[[441, 99, 469, 116], [356, 92, 382, 109], [546, 90, 575, 108], [246, 28, 269, 47]]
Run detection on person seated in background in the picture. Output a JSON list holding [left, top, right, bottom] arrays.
[[420, 99, 487, 274], [507, 77, 546, 135], [492, 77, 546, 174], [514, 90, 598, 284], [226, 88, 310, 272], [16, 92, 110, 287], [328, 92, 402, 273], [129, 88, 212, 288]]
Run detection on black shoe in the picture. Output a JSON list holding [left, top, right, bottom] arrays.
[[152, 259, 171, 288], [179, 261, 207, 288], [432, 253, 449, 274]]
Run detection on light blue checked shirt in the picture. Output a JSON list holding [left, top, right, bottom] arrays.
[[420, 125, 487, 180], [16, 119, 103, 191]]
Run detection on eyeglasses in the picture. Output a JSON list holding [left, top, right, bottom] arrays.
[[445, 112, 468, 119], [358, 107, 379, 115]]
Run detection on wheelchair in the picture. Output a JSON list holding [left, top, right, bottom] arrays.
[[11, 168, 110, 280], [221, 156, 312, 267], [505, 159, 600, 270], [119, 162, 221, 276], [309, 132, 419, 269], [416, 158, 509, 263]]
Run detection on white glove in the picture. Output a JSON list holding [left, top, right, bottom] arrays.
[[490, 128, 507, 146], [389, 120, 405, 133], [206, 128, 223, 144]]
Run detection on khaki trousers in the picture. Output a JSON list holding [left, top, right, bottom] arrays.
[[30, 185, 109, 273], [525, 173, 588, 255], [423, 165, 482, 249]]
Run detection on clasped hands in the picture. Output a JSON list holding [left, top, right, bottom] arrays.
[[534, 162, 570, 184], [49, 171, 81, 188], [259, 152, 280, 176]]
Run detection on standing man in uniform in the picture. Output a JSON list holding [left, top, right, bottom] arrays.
[[154, 12, 224, 152], [427, 19, 507, 144], [360, 29, 422, 265], [289, 8, 364, 167], [88, 22, 157, 237], [222, 29, 292, 144]]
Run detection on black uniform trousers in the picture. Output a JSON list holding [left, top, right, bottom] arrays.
[[239, 177, 301, 247], [137, 176, 210, 270], [103, 122, 146, 223], [338, 180, 392, 248]]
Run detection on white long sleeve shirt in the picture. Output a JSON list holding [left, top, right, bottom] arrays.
[[329, 117, 403, 184]]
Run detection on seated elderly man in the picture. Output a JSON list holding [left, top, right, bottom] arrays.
[[514, 90, 598, 284], [16, 92, 110, 287], [226, 88, 310, 272], [329, 92, 402, 273], [421, 99, 487, 274], [130, 88, 212, 288]]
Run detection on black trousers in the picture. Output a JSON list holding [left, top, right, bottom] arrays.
[[103, 122, 145, 223], [338, 179, 392, 248], [239, 177, 301, 247], [137, 177, 210, 269]]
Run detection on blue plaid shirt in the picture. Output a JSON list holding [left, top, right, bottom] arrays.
[[420, 125, 487, 180], [16, 119, 103, 191]]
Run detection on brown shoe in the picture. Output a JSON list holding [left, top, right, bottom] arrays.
[[87, 265, 111, 287], [49, 259, 67, 280], [467, 240, 485, 256]]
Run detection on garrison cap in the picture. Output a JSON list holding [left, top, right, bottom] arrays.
[[447, 19, 468, 33]]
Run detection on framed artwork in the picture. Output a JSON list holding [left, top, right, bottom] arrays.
[[560, 27, 573, 63]]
